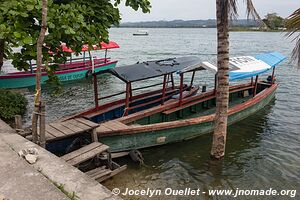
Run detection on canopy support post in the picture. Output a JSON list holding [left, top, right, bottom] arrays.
[[179, 74, 184, 106], [171, 73, 175, 89], [190, 71, 195, 87], [105, 49, 108, 63], [129, 82, 133, 101], [124, 82, 130, 116], [253, 75, 259, 97], [161, 74, 167, 105], [93, 73, 99, 108], [271, 67, 275, 85], [251, 77, 253, 85], [83, 51, 86, 63], [214, 73, 217, 94]]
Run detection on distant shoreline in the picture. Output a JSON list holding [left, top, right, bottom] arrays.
[[113, 26, 285, 32]]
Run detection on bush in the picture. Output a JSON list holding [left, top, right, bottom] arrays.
[[0, 89, 27, 120]]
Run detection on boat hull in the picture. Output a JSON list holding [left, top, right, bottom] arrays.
[[99, 84, 277, 152], [0, 62, 117, 89]]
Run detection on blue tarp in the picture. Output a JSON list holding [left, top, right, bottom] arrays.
[[229, 52, 286, 81]]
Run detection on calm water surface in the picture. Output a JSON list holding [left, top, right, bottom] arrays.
[[15, 28, 300, 199]]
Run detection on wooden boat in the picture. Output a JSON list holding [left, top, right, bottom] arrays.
[[0, 41, 119, 89], [133, 30, 149, 36], [46, 53, 286, 153]]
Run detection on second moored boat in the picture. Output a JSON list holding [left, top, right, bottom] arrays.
[[45, 52, 286, 153]]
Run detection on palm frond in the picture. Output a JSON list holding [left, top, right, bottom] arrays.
[[229, 0, 238, 20], [244, 0, 260, 20], [286, 8, 300, 67]]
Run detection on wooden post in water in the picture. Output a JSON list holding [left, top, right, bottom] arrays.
[[39, 101, 46, 148], [32, 107, 39, 144], [15, 115, 22, 130], [93, 74, 99, 108], [253, 75, 259, 97]]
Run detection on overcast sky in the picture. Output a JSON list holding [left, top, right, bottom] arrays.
[[119, 0, 300, 22]]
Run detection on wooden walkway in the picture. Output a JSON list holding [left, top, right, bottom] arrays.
[[45, 118, 99, 141]]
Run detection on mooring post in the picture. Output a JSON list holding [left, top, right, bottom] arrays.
[[39, 101, 46, 148], [14, 115, 22, 130], [93, 73, 99, 108], [32, 105, 39, 144]]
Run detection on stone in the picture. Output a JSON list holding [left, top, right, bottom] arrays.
[[25, 154, 38, 164]]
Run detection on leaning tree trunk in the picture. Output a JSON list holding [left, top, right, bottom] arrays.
[[0, 39, 4, 71], [32, 0, 48, 143], [210, 0, 230, 159]]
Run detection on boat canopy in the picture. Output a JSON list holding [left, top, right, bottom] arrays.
[[61, 41, 120, 53], [202, 52, 286, 81], [109, 56, 208, 83]]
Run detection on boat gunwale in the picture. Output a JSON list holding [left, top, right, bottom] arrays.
[[98, 82, 277, 136], [0, 60, 118, 79]]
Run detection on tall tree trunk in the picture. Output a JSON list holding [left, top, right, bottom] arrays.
[[0, 40, 4, 71], [210, 0, 230, 159], [32, 0, 47, 143]]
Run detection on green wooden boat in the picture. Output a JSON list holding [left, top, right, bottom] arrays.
[[47, 53, 286, 154]]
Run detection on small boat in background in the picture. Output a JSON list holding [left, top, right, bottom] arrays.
[[133, 30, 149, 36], [0, 41, 120, 89]]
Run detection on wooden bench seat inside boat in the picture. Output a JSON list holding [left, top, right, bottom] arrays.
[[162, 83, 255, 116], [84, 86, 185, 119]]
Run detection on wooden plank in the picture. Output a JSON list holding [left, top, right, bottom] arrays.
[[96, 165, 127, 182], [50, 123, 74, 135], [67, 119, 91, 130], [96, 125, 112, 133], [75, 118, 99, 128], [45, 131, 55, 139], [101, 123, 114, 131], [61, 121, 83, 133], [61, 142, 102, 161], [86, 166, 106, 177], [91, 169, 112, 180], [67, 145, 109, 166], [104, 121, 127, 131], [61, 142, 109, 166], [45, 124, 66, 138]]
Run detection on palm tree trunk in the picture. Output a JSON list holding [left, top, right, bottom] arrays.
[[0, 40, 4, 71], [32, 0, 47, 143], [210, 0, 230, 159]]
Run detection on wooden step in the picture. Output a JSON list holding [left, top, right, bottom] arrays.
[[61, 142, 109, 166], [86, 165, 127, 182]]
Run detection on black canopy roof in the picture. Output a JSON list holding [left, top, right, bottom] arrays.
[[109, 56, 205, 83]]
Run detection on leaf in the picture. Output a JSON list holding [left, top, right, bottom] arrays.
[[13, 32, 22, 38], [23, 36, 32, 44]]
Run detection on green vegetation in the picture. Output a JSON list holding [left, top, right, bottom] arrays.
[[286, 8, 300, 67], [53, 182, 79, 200], [0, 90, 27, 120], [0, 0, 151, 72], [263, 13, 285, 30]]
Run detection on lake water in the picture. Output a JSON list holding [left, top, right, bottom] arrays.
[[16, 28, 300, 199]]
